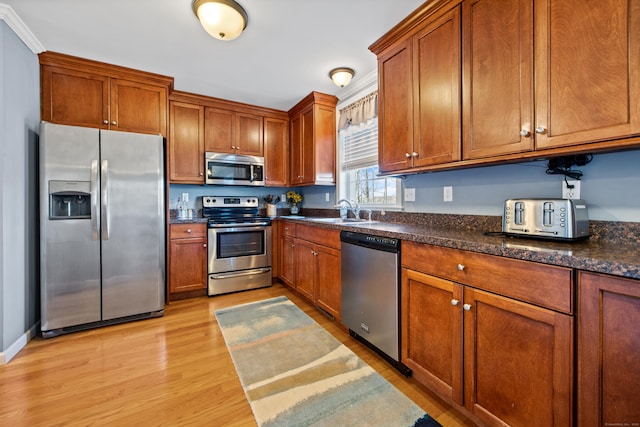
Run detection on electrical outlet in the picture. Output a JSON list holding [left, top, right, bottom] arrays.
[[562, 180, 581, 199], [181, 192, 189, 204], [325, 192, 330, 202], [404, 188, 416, 202], [443, 186, 453, 202]]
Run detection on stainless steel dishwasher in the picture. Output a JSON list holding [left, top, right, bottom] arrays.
[[340, 231, 411, 376]]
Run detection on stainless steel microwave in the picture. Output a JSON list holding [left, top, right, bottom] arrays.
[[205, 152, 265, 186]]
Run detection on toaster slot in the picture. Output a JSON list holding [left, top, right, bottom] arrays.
[[543, 202, 554, 227], [514, 202, 525, 225]]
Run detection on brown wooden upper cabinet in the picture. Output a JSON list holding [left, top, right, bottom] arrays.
[[204, 107, 264, 156], [371, 0, 640, 173], [40, 51, 173, 137], [168, 90, 288, 184], [288, 92, 338, 186]]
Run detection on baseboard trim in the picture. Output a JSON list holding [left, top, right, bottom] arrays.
[[0, 322, 39, 365]]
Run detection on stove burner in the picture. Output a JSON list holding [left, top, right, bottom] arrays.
[[202, 195, 270, 227]]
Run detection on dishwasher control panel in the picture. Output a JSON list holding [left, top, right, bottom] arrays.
[[340, 231, 399, 253]]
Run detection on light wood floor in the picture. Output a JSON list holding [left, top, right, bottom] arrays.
[[0, 283, 476, 426]]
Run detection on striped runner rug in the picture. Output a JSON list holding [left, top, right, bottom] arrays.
[[215, 296, 441, 427]]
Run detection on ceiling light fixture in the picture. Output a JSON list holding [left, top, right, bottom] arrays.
[[192, 0, 248, 41], [329, 67, 355, 87]]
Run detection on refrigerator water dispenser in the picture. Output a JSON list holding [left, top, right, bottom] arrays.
[[49, 180, 91, 219]]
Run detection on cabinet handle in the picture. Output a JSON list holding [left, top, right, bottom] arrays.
[[463, 303, 472, 311], [457, 263, 465, 271], [520, 129, 530, 137], [405, 153, 411, 158], [111, 121, 117, 126], [451, 299, 460, 306], [535, 126, 546, 134], [103, 120, 109, 125], [412, 152, 419, 157], [187, 229, 192, 233]]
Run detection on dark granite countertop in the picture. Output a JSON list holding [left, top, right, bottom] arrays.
[[276, 213, 640, 280]]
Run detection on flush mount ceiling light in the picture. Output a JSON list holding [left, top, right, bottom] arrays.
[[192, 0, 248, 41], [329, 67, 355, 87]]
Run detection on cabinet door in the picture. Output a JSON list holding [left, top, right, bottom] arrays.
[[110, 78, 168, 136], [169, 238, 207, 293], [235, 112, 263, 156], [314, 244, 341, 321], [462, 0, 534, 159], [204, 107, 235, 153], [578, 271, 640, 427], [279, 234, 296, 287], [289, 113, 303, 183], [413, 5, 462, 166], [264, 117, 289, 186], [294, 239, 315, 301], [463, 287, 573, 427], [534, 0, 640, 149], [299, 106, 316, 185], [169, 101, 204, 183], [402, 268, 464, 404], [41, 65, 109, 129], [378, 39, 413, 172], [312, 104, 337, 185]]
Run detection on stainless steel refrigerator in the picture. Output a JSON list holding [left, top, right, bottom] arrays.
[[39, 121, 165, 338]]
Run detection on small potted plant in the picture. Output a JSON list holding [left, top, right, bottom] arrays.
[[286, 191, 303, 215]]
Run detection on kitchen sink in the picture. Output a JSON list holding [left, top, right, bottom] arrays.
[[305, 217, 378, 224]]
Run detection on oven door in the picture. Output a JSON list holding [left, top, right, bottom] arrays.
[[208, 224, 272, 274]]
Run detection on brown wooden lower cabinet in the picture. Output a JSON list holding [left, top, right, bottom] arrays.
[[402, 241, 573, 426], [277, 221, 341, 321], [577, 271, 640, 427], [168, 223, 207, 299]]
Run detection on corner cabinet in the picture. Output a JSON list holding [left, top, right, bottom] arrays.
[[167, 90, 288, 184], [288, 92, 338, 186], [577, 271, 640, 426], [277, 221, 341, 321], [402, 241, 573, 426], [39, 51, 173, 137], [168, 223, 208, 300]]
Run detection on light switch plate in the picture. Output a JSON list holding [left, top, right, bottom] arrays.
[[181, 192, 189, 204], [405, 188, 416, 202], [443, 186, 453, 202]]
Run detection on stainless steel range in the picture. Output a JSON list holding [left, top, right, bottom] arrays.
[[203, 196, 272, 296]]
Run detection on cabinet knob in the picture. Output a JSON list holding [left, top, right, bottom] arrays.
[[236, 146, 240, 150], [457, 263, 465, 271], [520, 129, 530, 137], [405, 153, 411, 158], [451, 299, 460, 306], [203, 243, 207, 248], [103, 120, 109, 125], [412, 152, 419, 157], [231, 146, 236, 149], [463, 303, 472, 311], [535, 126, 546, 134], [187, 229, 192, 233], [200, 172, 204, 176], [111, 121, 117, 126]]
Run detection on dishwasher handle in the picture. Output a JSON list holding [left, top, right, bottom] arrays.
[[340, 231, 400, 253]]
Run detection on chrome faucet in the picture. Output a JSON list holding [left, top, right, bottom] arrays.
[[336, 199, 360, 219]]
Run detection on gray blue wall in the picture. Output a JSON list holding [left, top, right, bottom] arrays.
[[0, 20, 40, 361]]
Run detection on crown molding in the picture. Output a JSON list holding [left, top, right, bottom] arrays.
[[0, 3, 45, 54]]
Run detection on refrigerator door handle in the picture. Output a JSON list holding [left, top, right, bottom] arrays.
[[101, 159, 110, 240], [90, 160, 100, 240]]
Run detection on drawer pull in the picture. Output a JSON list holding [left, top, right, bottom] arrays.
[[451, 299, 460, 306], [187, 229, 192, 233], [457, 263, 465, 271], [463, 303, 472, 311]]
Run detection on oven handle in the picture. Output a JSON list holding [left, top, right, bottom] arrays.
[[210, 268, 271, 279]]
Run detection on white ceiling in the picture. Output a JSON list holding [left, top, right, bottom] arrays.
[[4, 0, 425, 111]]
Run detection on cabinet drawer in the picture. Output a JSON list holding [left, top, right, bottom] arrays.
[[296, 224, 340, 249], [170, 223, 207, 239], [280, 221, 296, 237], [402, 241, 574, 314]]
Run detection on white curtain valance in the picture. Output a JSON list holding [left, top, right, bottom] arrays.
[[338, 91, 378, 130]]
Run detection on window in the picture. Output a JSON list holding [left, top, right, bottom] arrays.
[[338, 117, 402, 208]]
